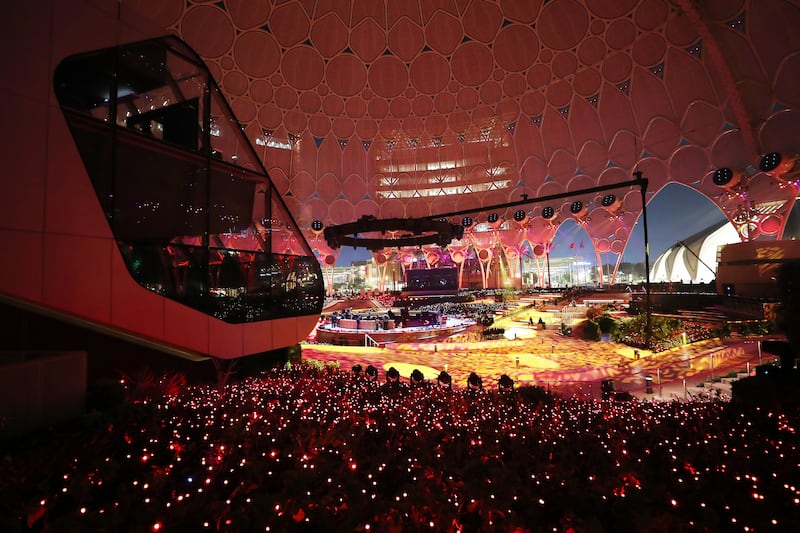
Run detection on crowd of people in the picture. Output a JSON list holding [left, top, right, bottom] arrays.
[[323, 289, 398, 309], [615, 317, 723, 353], [415, 301, 505, 318], [2, 363, 798, 532]]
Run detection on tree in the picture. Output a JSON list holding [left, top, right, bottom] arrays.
[[596, 314, 619, 337], [583, 320, 601, 341], [618, 261, 646, 280], [585, 305, 605, 320]]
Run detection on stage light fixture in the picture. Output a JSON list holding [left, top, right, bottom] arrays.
[[468, 372, 483, 390], [570, 200, 584, 214], [759, 152, 783, 173], [759, 152, 795, 177], [487, 213, 499, 224], [712, 167, 736, 186], [324, 215, 464, 250], [513, 209, 527, 222], [601, 194, 616, 207], [462, 216, 473, 227], [311, 220, 324, 231], [498, 374, 514, 392], [541, 206, 555, 219]]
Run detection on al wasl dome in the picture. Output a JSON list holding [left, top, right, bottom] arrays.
[[120, 0, 800, 290]]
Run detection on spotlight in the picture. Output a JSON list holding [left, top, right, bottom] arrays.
[[365, 365, 378, 381], [541, 206, 555, 219], [487, 213, 499, 224], [569, 200, 584, 214], [600, 194, 616, 207], [513, 209, 527, 222], [498, 374, 514, 392], [410, 369, 424, 386], [468, 372, 483, 390], [311, 220, 324, 232], [759, 152, 795, 177], [437, 370, 452, 389], [712, 167, 745, 191], [713, 167, 735, 186], [759, 152, 782, 173], [386, 367, 400, 383], [600, 193, 622, 213], [462, 216, 473, 228]]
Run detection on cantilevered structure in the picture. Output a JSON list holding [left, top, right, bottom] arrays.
[[1, 2, 324, 359]]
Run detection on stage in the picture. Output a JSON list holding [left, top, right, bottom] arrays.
[[313, 315, 476, 346]]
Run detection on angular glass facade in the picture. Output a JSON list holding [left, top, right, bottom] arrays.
[[53, 37, 323, 323]]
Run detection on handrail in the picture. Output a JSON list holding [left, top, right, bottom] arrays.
[[364, 334, 383, 348]]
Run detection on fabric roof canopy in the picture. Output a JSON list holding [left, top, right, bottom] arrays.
[[123, 0, 800, 275]]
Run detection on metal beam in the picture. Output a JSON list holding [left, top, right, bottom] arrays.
[[424, 176, 647, 220]]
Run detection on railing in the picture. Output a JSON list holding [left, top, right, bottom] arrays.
[[364, 334, 384, 348], [513, 339, 776, 401]]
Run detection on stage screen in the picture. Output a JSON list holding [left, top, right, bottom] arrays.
[[404, 268, 459, 294]]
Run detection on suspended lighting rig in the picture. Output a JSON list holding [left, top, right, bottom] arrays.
[[323, 215, 464, 251], [321, 175, 648, 252]]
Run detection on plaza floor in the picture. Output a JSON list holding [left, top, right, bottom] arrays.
[[303, 307, 776, 401]]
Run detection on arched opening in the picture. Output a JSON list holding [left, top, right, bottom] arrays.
[[626, 183, 736, 284]]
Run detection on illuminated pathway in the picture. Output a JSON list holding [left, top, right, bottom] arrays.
[[303, 312, 776, 400]]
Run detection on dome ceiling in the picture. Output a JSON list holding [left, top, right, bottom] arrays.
[[122, 0, 800, 267]]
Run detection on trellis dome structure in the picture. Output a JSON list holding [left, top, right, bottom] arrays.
[[63, 1, 800, 286]]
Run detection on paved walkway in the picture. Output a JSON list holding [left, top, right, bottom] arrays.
[[303, 307, 775, 400], [302, 310, 777, 400]]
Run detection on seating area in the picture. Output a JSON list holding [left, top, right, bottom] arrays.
[[1, 363, 797, 532]]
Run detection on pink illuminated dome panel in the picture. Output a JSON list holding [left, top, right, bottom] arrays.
[[121, 0, 800, 280]]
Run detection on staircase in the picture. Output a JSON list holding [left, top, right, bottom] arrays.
[[685, 372, 750, 400]]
